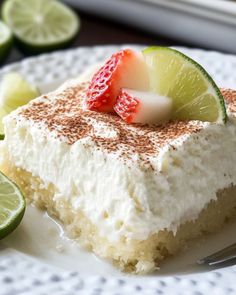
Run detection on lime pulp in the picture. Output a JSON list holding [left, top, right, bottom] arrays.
[[2, 0, 80, 52]]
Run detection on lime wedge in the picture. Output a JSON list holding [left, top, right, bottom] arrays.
[[143, 47, 227, 124], [0, 72, 40, 139], [0, 21, 12, 63], [2, 0, 80, 52], [0, 171, 25, 239]]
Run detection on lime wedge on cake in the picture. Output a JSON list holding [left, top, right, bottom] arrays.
[[142, 47, 227, 124], [2, 0, 80, 52], [0, 171, 25, 239], [0, 20, 12, 63], [0, 72, 40, 139]]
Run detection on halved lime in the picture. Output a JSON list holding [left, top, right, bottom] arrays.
[[0, 20, 12, 63], [142, 47, 227, 123], [0, 72, 40, 138], [2, 0, 80, 52], [0, 171, 25, 239]]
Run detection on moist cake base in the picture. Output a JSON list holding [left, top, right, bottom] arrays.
[[2, 160, 236, 274]]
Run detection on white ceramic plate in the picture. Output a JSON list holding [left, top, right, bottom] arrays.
[[1, 45, 236, 295]]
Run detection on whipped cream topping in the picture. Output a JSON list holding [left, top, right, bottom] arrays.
[[2, 78, 236, 242], [16, 80, 206, 170]]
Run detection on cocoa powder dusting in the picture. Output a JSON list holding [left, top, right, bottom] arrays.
[[19, 82, 235, 166], [221, 88, 236, 115]]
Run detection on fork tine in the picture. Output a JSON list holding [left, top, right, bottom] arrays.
[[197, 243, 236, 265]]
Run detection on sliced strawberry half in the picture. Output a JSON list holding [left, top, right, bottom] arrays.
[[114, 88, 172, 124], [86, 49, 149, 112]]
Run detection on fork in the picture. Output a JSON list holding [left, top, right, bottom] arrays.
[[197, 243, 236, 266]]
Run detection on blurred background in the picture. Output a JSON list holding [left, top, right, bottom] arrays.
[[2, 0, 236, 66]]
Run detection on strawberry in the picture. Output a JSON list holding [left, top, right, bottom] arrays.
[[114, 88, 172, 124], [86, 49, 149, 112], [114, 88, 140, 123]]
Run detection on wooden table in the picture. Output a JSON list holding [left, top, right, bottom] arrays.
[[2, 11, 193, 67]]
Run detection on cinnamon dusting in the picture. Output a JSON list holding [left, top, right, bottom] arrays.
[[19, 82, 235, 167]]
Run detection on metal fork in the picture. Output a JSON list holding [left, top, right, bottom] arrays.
[[197, 243, 236, 266]]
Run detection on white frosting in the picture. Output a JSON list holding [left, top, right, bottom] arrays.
[[1, 70, 236, 242], [2, 111, 236, 242]]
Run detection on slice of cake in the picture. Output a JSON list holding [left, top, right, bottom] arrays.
[[1, 47, 236, 274], [1, 77, 236, 273]]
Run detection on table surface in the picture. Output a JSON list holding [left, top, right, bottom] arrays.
[[2, 10, 195, 67]]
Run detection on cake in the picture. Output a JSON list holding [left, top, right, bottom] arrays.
[[1, 76, 236, 273]]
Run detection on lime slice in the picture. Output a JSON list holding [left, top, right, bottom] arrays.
[[142, 47, 227, 123], [0, 171, 25, 239], [2, 0, 80, 52], [0, 72, 40, 138], [0, 21, 12, 63]]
